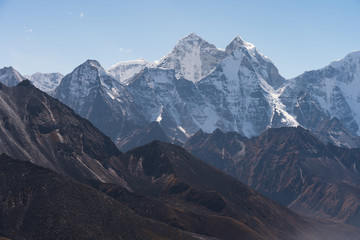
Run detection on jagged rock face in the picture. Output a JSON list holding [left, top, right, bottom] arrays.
[[185, 126, 360, 228], [157, 33, 227, 83], [0, 80, 127, 186], [27, 72, 63, 92], [0, 66, 25, 87], [108, 59, 149, 84]]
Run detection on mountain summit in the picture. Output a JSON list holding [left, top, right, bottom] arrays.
[[156, 33, 227, 82], [0, 66, 25, 87], [108, 59, 149, 84]]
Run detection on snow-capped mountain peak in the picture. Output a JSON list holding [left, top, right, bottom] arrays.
[[225, 35, 273, 65], [185, 32, 200, 38], [78, 59, 117, 84], [226, 35, 257, 53], [108, 58, 149, 84], [85, 59, 102, 68], [110, 58, 147, 68], [54, 60, 113, 105], [175, 32, 206, 46], [331, 50, 360, 65], [225, 35, 247, 51], [157, 33, 227, 83], [329, 50, 360, 76]]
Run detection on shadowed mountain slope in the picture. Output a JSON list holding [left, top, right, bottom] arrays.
[[0, 80, 127, 186], [0, 154, 206, 240], [186, 127, 360, 228]]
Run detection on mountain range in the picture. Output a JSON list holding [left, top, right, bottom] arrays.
[[1, 33, 359, 149]]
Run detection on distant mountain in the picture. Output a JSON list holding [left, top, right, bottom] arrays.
[[27, 72, 63, 92], [0, 154, 202, 240], [280, 51, 360, 148], [108, 59, 149, 84], [185, 126, 360, 228], [0, 66, 25, 87]]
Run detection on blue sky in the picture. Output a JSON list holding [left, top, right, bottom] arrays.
[[0, 0, 359, 78]]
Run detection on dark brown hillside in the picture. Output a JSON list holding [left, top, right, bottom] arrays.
[[186, 127, 360, 228], [0, 154, 204, 240], [107, 140, 360, 240]]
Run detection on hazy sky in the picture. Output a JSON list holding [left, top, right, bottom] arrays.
[[0, 0, 359, 78]]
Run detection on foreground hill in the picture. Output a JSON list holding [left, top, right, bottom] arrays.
[[0, 154, 204, 240]]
